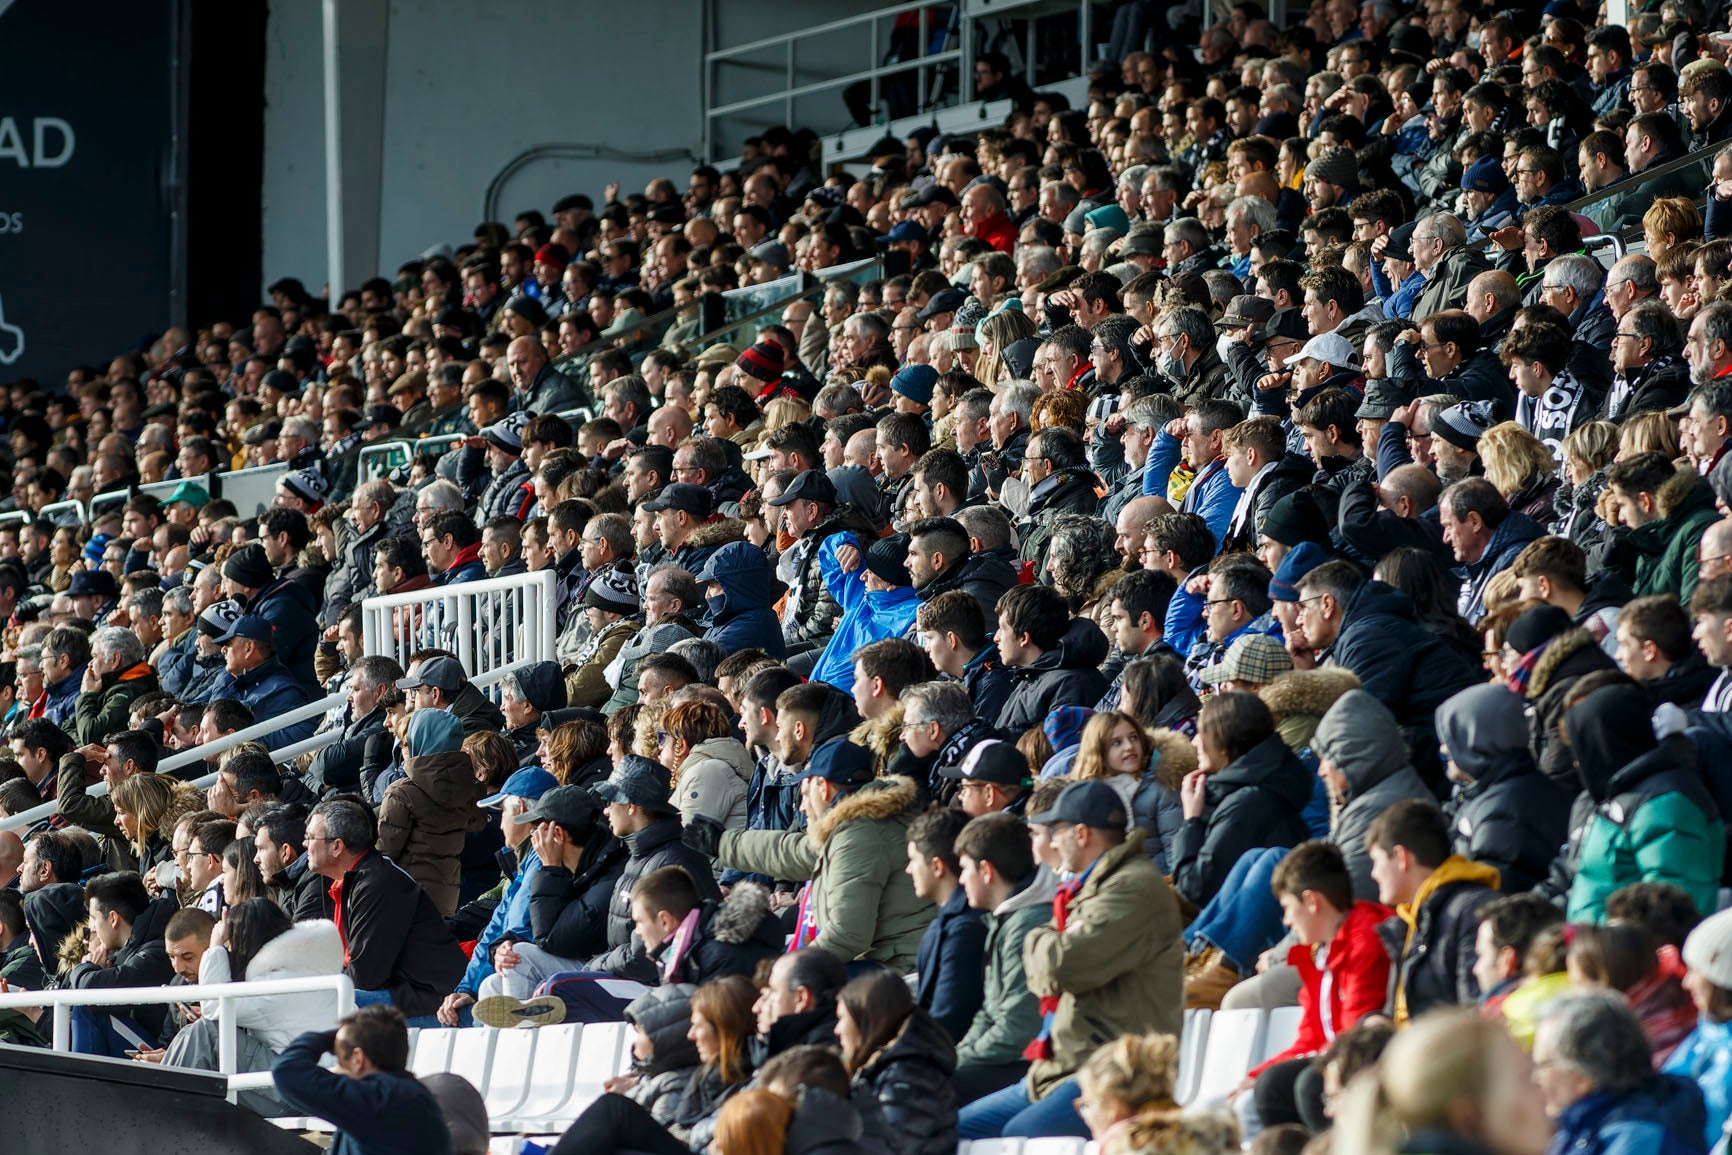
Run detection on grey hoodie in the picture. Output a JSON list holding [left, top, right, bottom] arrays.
[[1312, 689, 1436, 900]]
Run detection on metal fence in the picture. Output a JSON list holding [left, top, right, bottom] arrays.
[[0, 975, 357, 1099], [360, 569, 558, 689], [89, 473, 214, 520], [213, 462, 288, 519], [356, 433, 468, 484]]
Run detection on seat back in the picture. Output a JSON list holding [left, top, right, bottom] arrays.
[[484, 1029, 540, 1120], [1189, 1008, 1267, 1106], [497, 1024, 581, 1125], [409, 1028, 459, 1077], [1175, 1007, 1211, 1105], [1257, 1006, 1305, 1067]]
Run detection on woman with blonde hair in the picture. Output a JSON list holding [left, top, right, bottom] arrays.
[[112, 773, 203, 878], [1074, 1032, 1182, 1147], [1618, 410, 1682, 461], [762, 396, 811, 434], [1330, 1008, 1552, 1155], [1557, 420, 1619, 545], [1479, 422, 1562, 527], [977, 309, 1038, 389], [1644, 196, 1703, 264]]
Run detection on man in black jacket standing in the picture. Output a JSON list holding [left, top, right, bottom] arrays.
[[306, 798, 467, 1024]]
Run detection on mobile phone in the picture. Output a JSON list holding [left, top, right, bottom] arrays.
[[124, 1049, 143, 1059]]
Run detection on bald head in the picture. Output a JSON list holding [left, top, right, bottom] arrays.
[[1381, 464, 1443, 518], [1462, 270, 1520, 324], [506, 335, 548, 389], [647, 405, 694, 449], [845, 428, 880, 472], [1236, 172, 1281, 206], [1701, 519, 1732, 582], [1116, 494, 1172, 554]]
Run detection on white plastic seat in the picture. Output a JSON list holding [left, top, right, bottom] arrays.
[[1175, 1007, 1211, 1105], [1022, 1140, 1092, 1155], [1256, 1006, 1305, 1067], [410, 1027, 460, 1077], [1187, 1008, 1267, 1106], [561, 1020, 631, 1119], [484, 1027, 540, 1120], [962, 1140, 1026, 1155], [494, 1023, 582, 1130], [447, 1028, 498, 1099]]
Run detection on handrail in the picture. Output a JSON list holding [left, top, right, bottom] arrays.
[[38, 499, 88, 526], [357, 433, 465, 483], [90, 473, 214, 519], [706, 54, 963, 120], [0, 973, 356, 1099], [0, 658, 545, 833], [1563, 145, 1716, 217], [706, 0, 943, 61]]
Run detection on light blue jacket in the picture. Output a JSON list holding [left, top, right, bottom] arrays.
[[809, 574, 922, 691], [1663, 1018, 1732, 1150], [456, 846, 543, 995]]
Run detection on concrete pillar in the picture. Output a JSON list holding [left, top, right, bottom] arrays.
[[322, 0, 389, 294]]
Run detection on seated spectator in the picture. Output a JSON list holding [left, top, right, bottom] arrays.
[[1172, 691, 1311, 909], [994, 584, 1110, 734], [703, 739, 931, 971], [1312, 688, 1434, 900], [1070, 710, 1192, 873], [836, 968, 958, 1155], [628, 866, 781, 986], [304, 798, 466, 1024], [550, 975, 758, 1154], [656, 699, 751, 835], [252, 802, 329, 921], [960, 779, 1181, 1140], [170, 898, 342, 1075], [271, 1005, 454, 1155], [70, 626, 159, 746], [904, 806, 987, 1045], [1664, 907, 1732, 1148], [692, 541, 788, 660], [917, 589, 1014, 725], [1562, 683, 1723, 921], [377, 708, 485, 918], [1473, 893, 1566, 1036], [1436, 684, 1572, 893], [1365, 800, 1500, 1022], [1567, 920, 1697, 1065], [809, 536, 921, 693], [1245, 841, 1393, 1133], [1532, 992, 1708, 1155], [607, 986, 700, 1125], [0, 890, 43, 1046], [67, 871, 177, 1057], [1616, 594, 1719, 708], [1073, 1033, 1181, 1149]]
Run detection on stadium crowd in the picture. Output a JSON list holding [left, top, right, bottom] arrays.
[[16, 0, 1732, 1152]]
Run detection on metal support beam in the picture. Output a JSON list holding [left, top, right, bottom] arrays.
[[321, 0, 389, 296]]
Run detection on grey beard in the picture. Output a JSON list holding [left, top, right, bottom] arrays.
[[1692, 360, 1713, 387], [1438, 459, 1474, 485]]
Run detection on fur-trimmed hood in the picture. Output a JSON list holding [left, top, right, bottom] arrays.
[[1149, 728, 1198, 792], [708, 881, 773, 944], [1527, 626, 1604, 698], [1259, 667, 1361, 721], [850, 702, 904, 762], [1656, 464, 1713, 521], [687, 517, 749, 551], [809, 774, 922, 848], [244, 919, 345, 980]]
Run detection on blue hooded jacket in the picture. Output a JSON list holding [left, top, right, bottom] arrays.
[[696, 541, 787, 659], [809, 555, 921, 692], [456, 844, 543, 996]]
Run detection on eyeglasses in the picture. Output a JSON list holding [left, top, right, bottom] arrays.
[[1612, 332, 1643, 342], [1516, 168, 1544, 177]]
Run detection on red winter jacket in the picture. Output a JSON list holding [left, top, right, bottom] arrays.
[[1250, 900, 1394, 1077]]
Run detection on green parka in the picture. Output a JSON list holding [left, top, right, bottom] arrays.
[[955, 869, 1057, 1069], [1627, 467, 1720, 605], [717, 775, 933, 971], [1022, 830, 1184, 1099]]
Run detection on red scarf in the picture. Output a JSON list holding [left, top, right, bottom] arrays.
[[1022, 876, 1085, 1061]]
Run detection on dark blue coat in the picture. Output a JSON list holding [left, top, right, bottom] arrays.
[[1545, 1076, 1707, 1155], [699, 540, 787, 659], [251, 572, 321, 690], [205, 658, 317, 750], [913, 886, 988, 1044], [273, 1030, 454, 1155]]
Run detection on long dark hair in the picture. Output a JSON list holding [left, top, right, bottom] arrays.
[[838, 968, 914, 1075], [1374, 547, 1477, 649], [226, 898, 292, 978], [690, 975, 757, 1085]]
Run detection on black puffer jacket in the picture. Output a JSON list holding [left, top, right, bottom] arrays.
[[622, 984, 701, 1128], [850, 1007, 957, 1155], [1170, 732, 1314, 908], [525, 826, 629, 961], [995, 618, 1110, 735], [785, 1087, 883, 1155], [587, 818, 721, 983], [1525, 628, 1619, 793], [1313, 690, 1436, 901], [658, 883, 784, 986], [1437, 683, 1572, 894], [915, 546, 1020, 622], [1018, 467, 1101, 564], [1330, 580, 1483, 787], [1376, 864, 1499, 1019]]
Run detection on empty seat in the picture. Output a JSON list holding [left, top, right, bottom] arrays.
[[1257, 1006, 1305, 1067], [1022, 1140, 1091, 1155], [410, 1027, 460, 1078], [1187, 1008, 1267, 1106], [447, 1029, 498, 1098], [961, 1141, 1026, 1155], [1175, 1007, 1211, 1106], [484, 1028, 540, 1121], [494, 1024, 581, 1130]]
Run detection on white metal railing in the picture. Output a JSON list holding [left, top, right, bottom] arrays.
[[89, 473, 214, 520], [361, 569, 556, 679], [0, 974, 356, 1099], [704, 0, 965, 160], [0, 510, 31, 533], [214, 462, 288, 519], [357, 434, 467, 484], [38, 498, 88, 527], [0, 659, 542, 834]]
